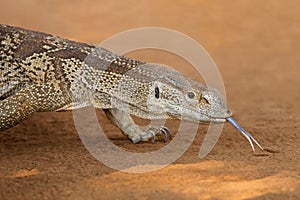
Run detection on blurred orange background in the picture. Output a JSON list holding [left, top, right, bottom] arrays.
[[0, 1, 299, 199]]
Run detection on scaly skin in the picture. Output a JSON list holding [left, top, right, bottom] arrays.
[[0, 24, 232, 143]]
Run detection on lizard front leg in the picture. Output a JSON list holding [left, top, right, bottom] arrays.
[[103, 109, 171, 143], [0, 83, 70, 130]]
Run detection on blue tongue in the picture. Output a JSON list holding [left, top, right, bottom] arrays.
[[226, 117, 264, 152]]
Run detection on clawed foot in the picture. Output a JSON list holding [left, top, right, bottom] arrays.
[[104, 109, 172, 144], [131, 126, 172, 144]]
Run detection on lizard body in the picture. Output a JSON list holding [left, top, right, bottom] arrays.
[[0, 25, 262, 150]]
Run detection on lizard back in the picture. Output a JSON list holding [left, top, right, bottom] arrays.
[[0, 24, 147, 111], [0, 24, 93, 100]]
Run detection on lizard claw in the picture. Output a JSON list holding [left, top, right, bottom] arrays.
[[149, 126, 171, 143], [132, 137, 141, 144], [132, 126, 172, 143], [160, 127, 172, 142], [150, 131, 156, 143]]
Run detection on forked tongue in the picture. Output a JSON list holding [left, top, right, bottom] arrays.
[[226, 117, 264, 152]]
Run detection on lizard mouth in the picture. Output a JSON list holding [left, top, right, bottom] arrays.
[[196, 115, 227, 123], [206, 117, 227, 123], [202, 110, 232, 123]]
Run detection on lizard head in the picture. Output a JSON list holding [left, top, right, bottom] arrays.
[[147, 77, 232, 123], [142, 64, 232, 123], [109, 63, 231, 123]]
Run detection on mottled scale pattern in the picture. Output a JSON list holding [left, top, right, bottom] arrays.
[[0, 24, 149, 130], [0, 24, 232, 145]]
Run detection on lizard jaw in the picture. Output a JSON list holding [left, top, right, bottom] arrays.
[[208, 117, 227, 123], [199, 110, 232, 123]]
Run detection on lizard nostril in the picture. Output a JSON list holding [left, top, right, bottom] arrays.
[[200, 94, 210, 105]]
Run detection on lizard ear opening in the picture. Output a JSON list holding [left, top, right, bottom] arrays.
[[155, 87, 160, 98]]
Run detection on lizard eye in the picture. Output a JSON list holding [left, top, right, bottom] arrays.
[[187, 91, 195, 99], [155, 87, 160, 98]]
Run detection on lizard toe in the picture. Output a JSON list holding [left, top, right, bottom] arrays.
[[130, 126, 172, 143], [132, 137, 141, 144], [160, 126, 171, 142], [145, 126, 172, 143]]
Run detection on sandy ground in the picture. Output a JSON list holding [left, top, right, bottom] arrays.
[[0, 0, 300, 199]]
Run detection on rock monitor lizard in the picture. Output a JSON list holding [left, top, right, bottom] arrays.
[[0, 24, 263, 151]]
